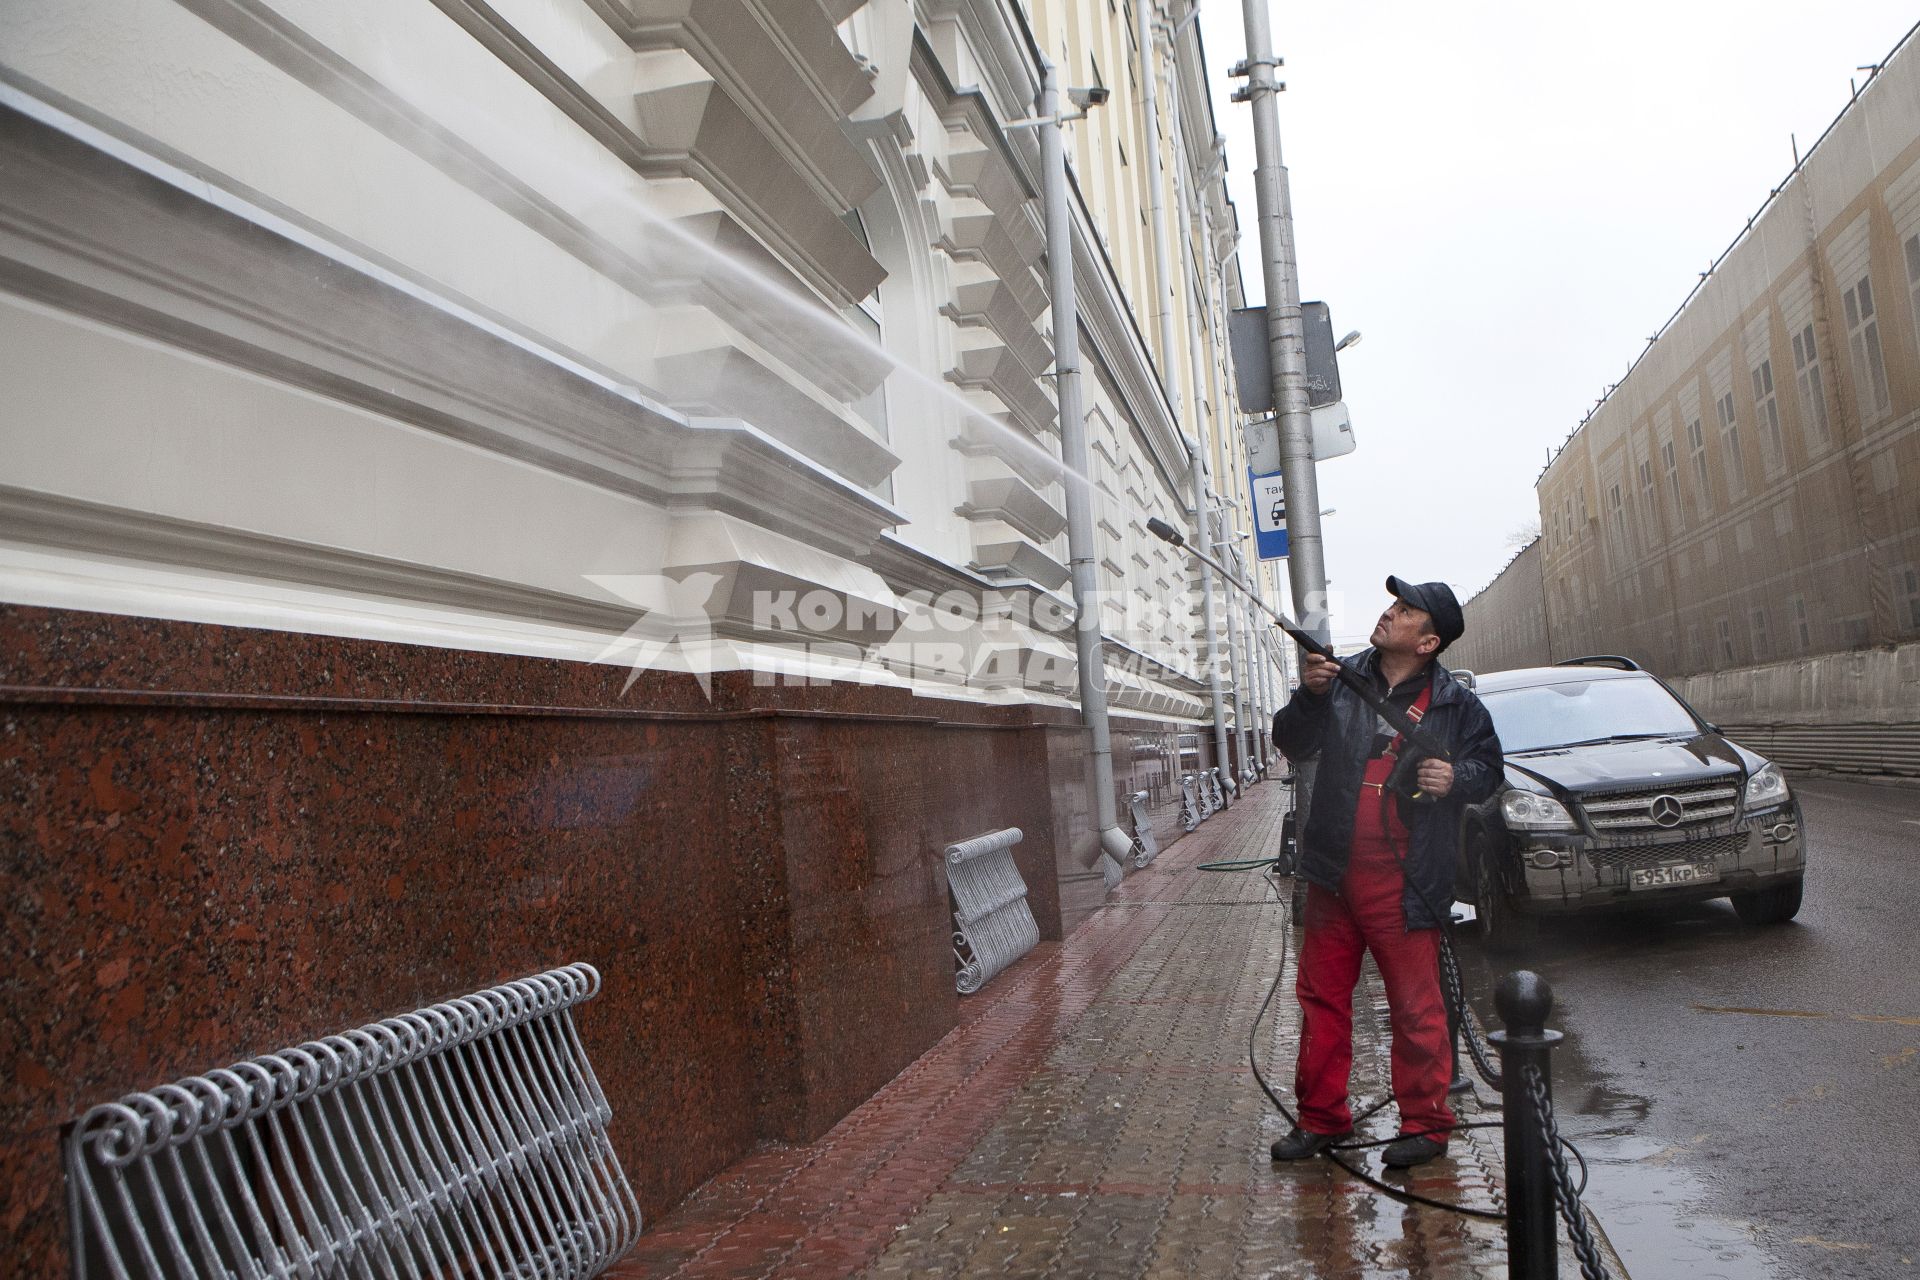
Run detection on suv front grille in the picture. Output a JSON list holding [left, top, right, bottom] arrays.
[[1589, 832, 1748, 872], [1575, 778, 1740, 832]]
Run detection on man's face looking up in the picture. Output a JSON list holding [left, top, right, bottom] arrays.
[[1371, 599, 1440, 660]]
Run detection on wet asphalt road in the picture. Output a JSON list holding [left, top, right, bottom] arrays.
[[1455, 777, 1920, 1280]]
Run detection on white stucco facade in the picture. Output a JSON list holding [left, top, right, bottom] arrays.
[[0, 0, 1274, 726]]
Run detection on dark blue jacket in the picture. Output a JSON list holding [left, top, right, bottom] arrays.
[[1271, 651, 1504, 929]]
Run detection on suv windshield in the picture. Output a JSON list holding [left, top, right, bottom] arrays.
[[1480, 676, 1700, 754]]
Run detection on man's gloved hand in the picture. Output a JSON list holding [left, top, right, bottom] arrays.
[[1300, 652, 1339, 695]]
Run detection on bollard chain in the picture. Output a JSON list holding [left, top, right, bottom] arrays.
[[1521, 1063, 1610, 1280], [1441, 937, 1503, 1087]]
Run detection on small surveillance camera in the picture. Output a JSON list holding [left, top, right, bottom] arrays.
[[1068, 86, 1110, 110]]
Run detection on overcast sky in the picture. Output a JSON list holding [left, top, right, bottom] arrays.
[[1197, 1, 1918, 648]]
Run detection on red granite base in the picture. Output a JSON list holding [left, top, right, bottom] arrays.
[[0, 604, 1231, 1271]]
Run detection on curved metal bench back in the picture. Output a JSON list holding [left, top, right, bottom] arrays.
[[944, 828, 1039, 995], [66, 963, 639, 1279]]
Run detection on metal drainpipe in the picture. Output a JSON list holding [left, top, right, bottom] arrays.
[[1248, 561, 1274, 773], [1219, 551, 1241, 779], [1149, 10, 1235, 801], [1259, 585, 1278, 770], [1234, 550, 1263, 778], [1039, 62, 1134, 883], [1229, 547, 1256, 780], [1196, 183, 1261, 783]]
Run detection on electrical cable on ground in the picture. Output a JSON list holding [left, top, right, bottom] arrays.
[[1201, 853, 1596, 1221]]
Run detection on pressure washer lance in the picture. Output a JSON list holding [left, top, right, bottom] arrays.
[[1145, 517, 1450, 799]]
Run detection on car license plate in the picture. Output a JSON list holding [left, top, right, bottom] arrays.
[[1629, 862, 1719, 890]]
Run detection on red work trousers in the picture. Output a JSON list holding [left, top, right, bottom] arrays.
[[1293, 763, 1455, 1141]]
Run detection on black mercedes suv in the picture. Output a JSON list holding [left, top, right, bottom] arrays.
[[1454, 657, 1806, 948]]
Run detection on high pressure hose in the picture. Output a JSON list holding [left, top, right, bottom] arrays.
[[1202, 823, 1591, 1222]]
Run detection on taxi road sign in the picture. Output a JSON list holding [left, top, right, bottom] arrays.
[[1250, 469, 1289, 561]]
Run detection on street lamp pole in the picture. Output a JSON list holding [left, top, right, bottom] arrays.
[[1232, 0, 1327, 645]]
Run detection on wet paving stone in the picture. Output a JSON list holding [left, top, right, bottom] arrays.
[[617, 784, 1621, 1278]]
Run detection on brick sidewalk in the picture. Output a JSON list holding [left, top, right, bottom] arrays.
[[616, 781, 1622, 1278]]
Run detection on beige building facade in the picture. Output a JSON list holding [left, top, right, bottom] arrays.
[[1537, 35, 1920, 673], [1452, 31, 1920, 764]]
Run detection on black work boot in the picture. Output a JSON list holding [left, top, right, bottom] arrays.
[[1270, 1126, 1352, 1161], [1381, 1134, 1448, 1168]]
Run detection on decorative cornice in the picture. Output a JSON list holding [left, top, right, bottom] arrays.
[[578, 0, 879, 207], [0, 101, 900, 559], [410, 0, 884, 309], [918, 0, 1042, 128], [0, 488, 644, 635]]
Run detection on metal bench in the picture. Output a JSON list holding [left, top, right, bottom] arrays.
[[945, 828, 1040, 995], [66, 963, 639, 1280], [1128, 789, 1160, 868]]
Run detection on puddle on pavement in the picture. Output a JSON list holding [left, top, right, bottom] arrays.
[[1566, 1086, 1789, 1280]]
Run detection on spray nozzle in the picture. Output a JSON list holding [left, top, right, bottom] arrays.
[[1146, 517, 1185, 546]]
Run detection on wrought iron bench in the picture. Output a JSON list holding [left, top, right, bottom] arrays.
[[945, 827, 1040, 994], [1128, 789, 1160, 868], [66, 963, 639, 1280]]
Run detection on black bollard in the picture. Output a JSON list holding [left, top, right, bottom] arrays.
[[1489, 970, 1565, 1280]]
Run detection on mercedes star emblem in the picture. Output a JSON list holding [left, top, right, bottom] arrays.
[[1648, 795, 1684, 828]]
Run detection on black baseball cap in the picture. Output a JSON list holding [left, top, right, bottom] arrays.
[[1385, 576, 1465, 649]]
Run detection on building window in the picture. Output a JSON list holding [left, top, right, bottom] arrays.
[[1750, 608, 1769, 661], [1717, 616, 1735, 664], [1750, 359, 1785, 476], [1790, 595, 1811, 650], [1841, 272, 1891, 419], [1906, 232, 1920, 355], [1897, 564, 1920, 632], [1608, 483, 1626, 561], [1661, 438, 1681, 520], [1687, 622, 1703, 666], [1871, 449, 1900, 494], [1638, 458, 1655, 519], [1790, 322, 1831, 446], [1687, 416, 1709, 508], [1715, 390, 1745, 495]]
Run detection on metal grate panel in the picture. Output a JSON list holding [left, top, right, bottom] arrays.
[[66, 963, 638, 1280], [1718, 721, 1920, 780], [1589, 832, 1749, 872], [1576, 778, 1741, 831]]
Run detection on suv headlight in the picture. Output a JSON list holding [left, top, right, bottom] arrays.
[[1501, 789, 1577, 831], [1744, 762, 1789, 808]]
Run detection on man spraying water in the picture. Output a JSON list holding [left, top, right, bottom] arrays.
[[1268, 579, 1503, 1169]]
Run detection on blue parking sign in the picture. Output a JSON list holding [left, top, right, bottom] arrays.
[[1250, 470, 1289, 561]]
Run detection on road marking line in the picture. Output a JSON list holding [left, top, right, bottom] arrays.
[[1693, 1003, 1920, 1027]]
